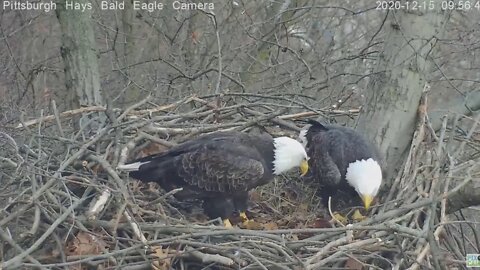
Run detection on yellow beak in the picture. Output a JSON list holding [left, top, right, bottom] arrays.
[[361, 194, 373, 210], [300, 159, 309, 176]]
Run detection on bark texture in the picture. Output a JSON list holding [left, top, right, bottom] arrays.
[[447, 178, 480, 214], [429, 90, 480, 131], [56, 0, 103, 108], [357, 6, 445, 180]]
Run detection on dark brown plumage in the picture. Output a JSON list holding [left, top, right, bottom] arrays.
[[118, 131, 309, 225], [299, 120, 383, 210]]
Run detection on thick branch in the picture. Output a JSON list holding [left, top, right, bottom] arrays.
[[447, 174, 480, 213], [429, 90, 480, 131]]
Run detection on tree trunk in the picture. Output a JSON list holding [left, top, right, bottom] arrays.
[[56, 0, 105, 136], [447, 178, 480, 214], [56, 0, 103, 108], [429, 90, 480, 131], [357, 6, 445, 180], [121, 0, 142, 105]]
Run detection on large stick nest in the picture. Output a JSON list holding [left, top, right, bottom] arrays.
[[0, 94, 479, 270]]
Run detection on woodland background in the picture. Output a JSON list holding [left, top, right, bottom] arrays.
[[0, 0, 480, 269]]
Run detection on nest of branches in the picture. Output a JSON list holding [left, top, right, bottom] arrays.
[[0, 94, 478, 270]]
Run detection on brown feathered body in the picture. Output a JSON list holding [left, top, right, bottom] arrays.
[[123, 131, 275, 220]]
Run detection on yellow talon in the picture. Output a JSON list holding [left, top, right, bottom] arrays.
[[239, 211, 255, 225], [332, 212, 348, 225], [239, 212, 248, 221], [352, 209, 367, 222], [223, 219, 233, 228]]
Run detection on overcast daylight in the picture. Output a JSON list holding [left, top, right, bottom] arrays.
[[1, 0, 480, 269]]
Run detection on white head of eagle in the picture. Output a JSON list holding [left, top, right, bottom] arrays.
[[345, 158, 382, 209], [273, 137, 309, 176]]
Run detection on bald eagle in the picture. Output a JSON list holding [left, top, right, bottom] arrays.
[[299, 120, 382, 211], [118, 131, 309, 227]]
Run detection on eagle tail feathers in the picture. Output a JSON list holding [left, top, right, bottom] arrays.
[[307, 119, 329, 132], [117, 161, 148, 172]]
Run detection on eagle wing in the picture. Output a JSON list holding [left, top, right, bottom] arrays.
[[176, 141, 268, 193], [308, 133, 342, 186]]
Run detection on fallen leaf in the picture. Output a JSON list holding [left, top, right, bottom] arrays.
[[137, 143, 169, 158], [241, 220, 263, 230], [151, 246, 172, 270], [65, 232, 109, 270], [310, 218, 332, 228], [345, 257, 364, 270], [288, 234, 299, 241], [262, 222, 279, 230], [298, 203, 309, 212], [66, 231, 107, 256], [191, 31, 201, 44], [249, 191, 261, 202]]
